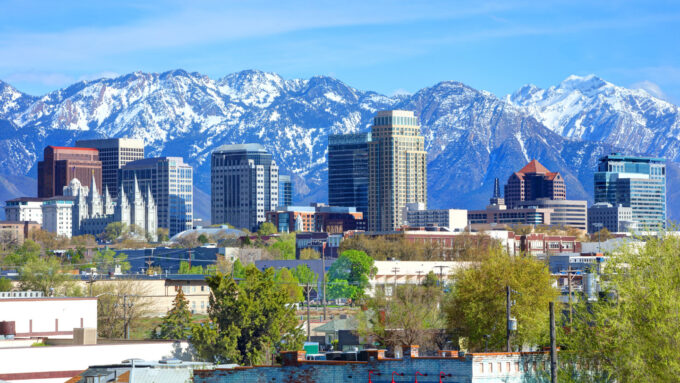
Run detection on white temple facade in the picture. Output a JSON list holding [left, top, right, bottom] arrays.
[[64, 174, 157, 241]]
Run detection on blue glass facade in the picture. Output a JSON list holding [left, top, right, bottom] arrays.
[[594, 154, 666, 230], [328, 133, 370, 215], [279, 175, 293, 208]]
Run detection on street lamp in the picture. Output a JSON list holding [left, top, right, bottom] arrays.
[[415, 371, 428, 383], [368, 370, 381, 383], [439, 372, 453, 382], [391, 371, 404, 383]]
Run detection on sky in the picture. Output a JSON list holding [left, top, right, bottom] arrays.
[[1, 0, 679, 102]]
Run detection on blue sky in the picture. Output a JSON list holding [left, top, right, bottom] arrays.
[[1, 0, 679, 102]]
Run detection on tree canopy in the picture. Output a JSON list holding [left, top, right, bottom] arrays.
[[444, 249, 558, 351], [18, 256, 77, 296], [191, 265, 304, 365], [257, 222, 277, 236], [155, 289, 193, 340], [326, 250, 376, 300], [358, 284, 445, 351], [561, 234, 680, 382]]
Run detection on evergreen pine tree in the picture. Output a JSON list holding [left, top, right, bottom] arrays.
[[155, 289, 193, 339]]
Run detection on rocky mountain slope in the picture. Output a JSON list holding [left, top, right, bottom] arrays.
[[0, 70, 678, 221]]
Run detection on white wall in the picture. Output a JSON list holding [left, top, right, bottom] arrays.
[[0, 341, 190, 383], [0, 298, 97, 338]]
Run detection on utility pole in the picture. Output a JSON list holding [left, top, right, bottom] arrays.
[[322, 242, 327, 321], [434, 265, 448, 287], [391, 267, 400, 294], [567, 266, 573, 326], [123, 295, 129, 340], [506, 285, 511, 352], [415, 270, 423, 284], [306, 282, 311, 341], [550, 302, 557, 383]]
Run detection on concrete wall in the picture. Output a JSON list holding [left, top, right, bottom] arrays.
[[0, 298, 97, 338], [0, 340, 190, 383], [194, 352, 551, 383]]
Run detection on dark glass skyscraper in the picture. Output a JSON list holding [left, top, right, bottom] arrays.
[[211, 144, 278, 231], [594, 153, 666, 230], [328, 133, 371, 215]]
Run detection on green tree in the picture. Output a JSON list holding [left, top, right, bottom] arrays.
[[190, 266, 304, 365], [444, 249, 558, 351], [358, 284, 444, 350], [92, 280, 152, 339], [178, 261, 204, 274], [274, 268, 303, 302], [422, 270, 439, 287], [198, 234, 210, 244], [157, 228, 170, 242], [2, 239, 42, 267], [291, 264, 318, 286], [0, 277, 12, 291], [232, 259, 246, 279], [326, 250, 376, 300], [299, 248, 320, 260], [92, 249, 130, 274], [257, 222, 277, 236], [561, 234, 680, 382], [18, 257, 75, 295], [103, 222, 128, 242], [155, 289, 193, 339], [270, 233, 295, 260]]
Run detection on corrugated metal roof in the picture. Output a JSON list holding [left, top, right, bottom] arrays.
[[128, 368, 192, 383]]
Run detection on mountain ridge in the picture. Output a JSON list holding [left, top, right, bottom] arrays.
[[0, 70, 678, 222]]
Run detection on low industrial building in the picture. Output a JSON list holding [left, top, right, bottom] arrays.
[[0, 293, 97, 339], [194, 348, 555, 383], [0, 221, 40, 245], [295, 232, 343, 258]]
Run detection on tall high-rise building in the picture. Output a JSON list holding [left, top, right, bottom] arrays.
[[594, 153, 666, 229], [328, 133, 370, 215], [368, 110, 427, 231], [211, 144, 278, 231], [75, 138, 144, 199], [37, 146, 102, 198], [504, 160, 566, 208], [278, 175, 293, 208], [120, 157, 193, 237]]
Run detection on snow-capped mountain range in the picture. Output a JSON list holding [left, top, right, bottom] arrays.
[[0, 70, 678, 221]]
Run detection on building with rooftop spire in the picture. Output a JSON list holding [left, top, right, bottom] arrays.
[[65, 173, 157, 240], [504, 159, 566, 208]]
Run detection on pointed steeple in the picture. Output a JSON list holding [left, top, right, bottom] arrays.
[[133, 174, 141, 200], [89, 170, 98, 197], [145, 184, 155, 205]]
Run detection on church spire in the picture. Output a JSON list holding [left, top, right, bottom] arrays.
[[90, 170, 98, 197]]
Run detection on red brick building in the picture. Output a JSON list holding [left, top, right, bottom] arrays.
[[37, 146, 102, 198], [504, 160, 566, 208]]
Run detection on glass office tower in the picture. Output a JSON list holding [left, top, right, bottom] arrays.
[[594, 153, 666, 230], [328, 133, 371, 215], [211, 144, 278, 231], [278, 175, 293, 208]]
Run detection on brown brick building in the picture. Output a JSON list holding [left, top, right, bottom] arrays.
[[504, 159, 566, 208], [37, 146, 102, 198]]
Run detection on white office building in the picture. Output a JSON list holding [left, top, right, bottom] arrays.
[[4, 197, 44, 225], [41, 197, 74, 237], [588, 202, 636, 233], [403, 203, 467, 231]]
